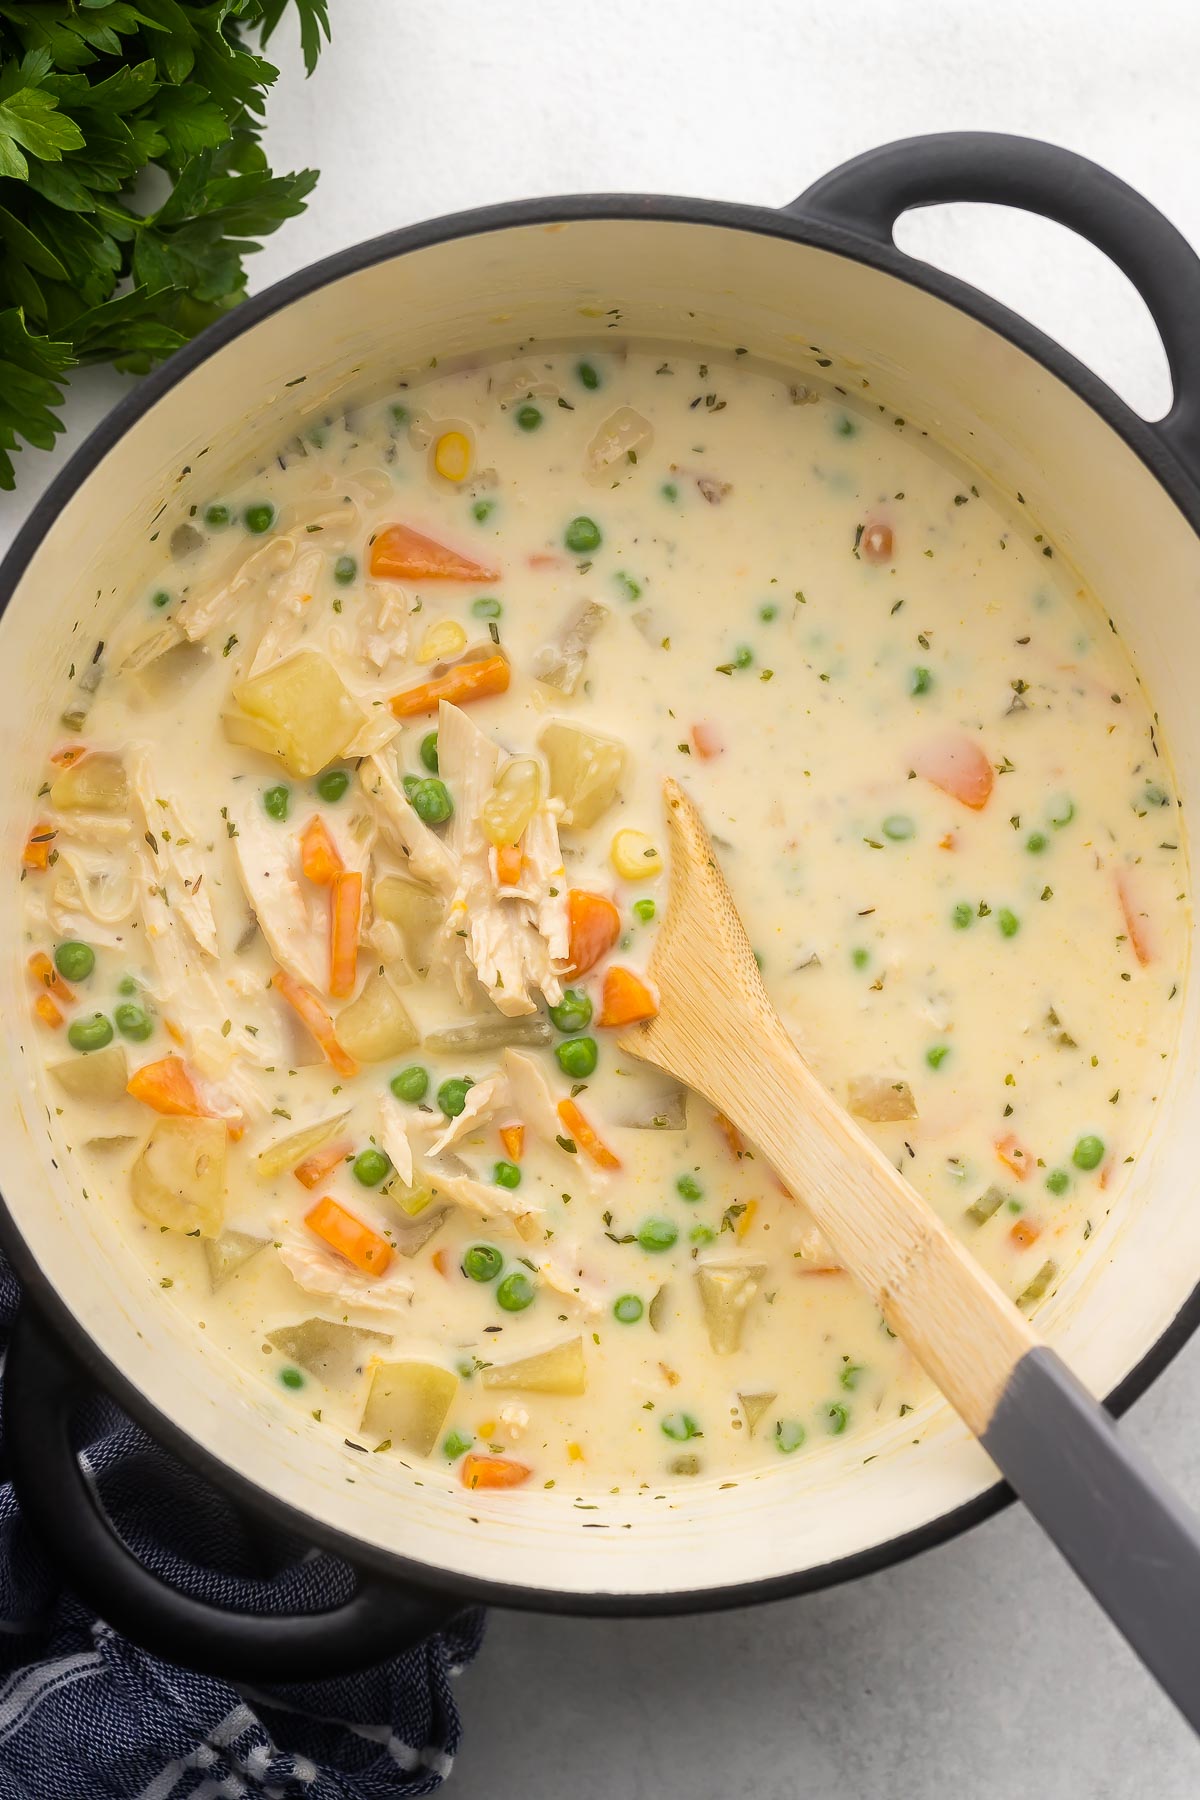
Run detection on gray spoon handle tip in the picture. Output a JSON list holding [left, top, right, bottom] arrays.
[[984, 1347, 1200, 1731]]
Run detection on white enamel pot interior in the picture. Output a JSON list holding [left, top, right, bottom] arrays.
[[3, 136, 1200, 1625]]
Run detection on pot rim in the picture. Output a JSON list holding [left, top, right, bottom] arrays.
[[2, 188, 1199, 1619]]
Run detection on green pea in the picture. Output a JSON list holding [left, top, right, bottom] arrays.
[[443, 1431, 473, 1459], [775, 1419, 806, 1453], [1026, 832, 1048, 854], [334, 554, 357, 586], [279, 1366, 305, 1390], [576, 360, 600, 390], [825, 1403, 849, 1434], [472, 499, 496, 523], [676, 1174, 703, 1201], [926, 1044, 950, 1070], [316, 768, 350, 803], [883, 814, 915, 841], [759, 603, 778, 622], [549, 989, 592, 1034], [263, 784, 290, 821], [204, 503, 230, 529], [565, 515, 601, 554], [496, 1271, 535, 1312], [689, 1225, 715, 1246], [243, 503, 275, 534], [839, 1362, 865, 1391], [555, 1036, 598, 1079], [516, 404, 543, 431], [493, 1160, 522, 1189], [951, 902, 973, 929], [114, 1002, 153, 1042], [54, 941, 94, 982], [852, 947, 870, 969], [613, 1294, 643, 1324], [151, 590, 171, 610], [1072, 1134, 1105, 1172], [117, 975, 138, 997], [633, 898, 656, 923], [1046, 1168, 1070, 1195], [997, 908, 1020, 938], [660, 482, 678, 503], [472, 597, 502, 619], [353, 1147, 391, 1187], [909, 666, 933, 696], [68, 1013, 113, 1053], [403, 776, 453, 826], [463, 1244, 503, 1282], [615, 572, 642, 601], [661, 1411, 700, 1442], [1048, 795, 1075, 828], [391, 1064, 429, 1103], [733, 644, 753, 669], [638, 1217, 678, 1253], [418, 732, 440, 773], [437, 1076, 474, 1118]]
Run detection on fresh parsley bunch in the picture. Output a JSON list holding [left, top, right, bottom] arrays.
[[0, 0, 331, 490]]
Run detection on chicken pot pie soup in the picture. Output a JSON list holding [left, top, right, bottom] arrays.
[[21, 346, 1185, 1495]]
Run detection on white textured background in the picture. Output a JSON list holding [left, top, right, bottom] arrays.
[[4, 4, 1200, 1794]]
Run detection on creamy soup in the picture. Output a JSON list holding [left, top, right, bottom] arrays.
[[20, 346, 1187, 1495]]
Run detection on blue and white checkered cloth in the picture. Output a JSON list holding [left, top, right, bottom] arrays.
[[0, 1257, 483, 1800]]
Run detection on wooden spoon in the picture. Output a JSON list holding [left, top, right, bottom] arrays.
[[619, 777, 1200, 1731]]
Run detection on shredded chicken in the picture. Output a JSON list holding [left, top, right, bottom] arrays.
[[248, 547, 325, 676], [501, 1049, 563, 1145], [228, 797, 325, 990], [277, 1232, 415, 1316], [176, 537, 295, 645], [127, 745, 218, 958], [426, 1072, 510, 1157], [377, 1091, 415, 1187], [361, 752, 458, 890]]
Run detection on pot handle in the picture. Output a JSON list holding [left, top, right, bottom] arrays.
[[3, 1299, 464, 1681], [791, 132, 1200, 481]]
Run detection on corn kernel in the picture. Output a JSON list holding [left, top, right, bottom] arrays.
[[736, 1198, 759, 1240], [416, 618, 468, 665], [434, 430, 472, 483], [566, 1440, 585, 1462], [610, 828, 663, 880]]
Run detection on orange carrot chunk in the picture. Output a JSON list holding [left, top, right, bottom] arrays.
[[305, 1195, 393, 1276], [494, 841, 523, 886], [300, 816, 344, 886], [995, 1132, 1033, 1181], [294, 1139, 354, 1190], [499, 1123, 525, 1163], [461, 1454, 532, 1491], [432, 1247, 450, 1278], [22, 822, 56, 871], [49, 744, 89, 769], [1010, 1218, 1042, 1250], [912, 732, 994, 811], [597, 965, 659, 1028], [33, 994, 64, 1029], [565, 889, 620, 978], [127, 1055, 210, 1117], [27, 951, 74, 1004], [329, 870, 362, 999], [390, 653, 510, 720], [861, 520, 893, 564], [690, 721, 723, 760], [271, 970, 360, 1078], [1115, 867, 1155, 966], [370, 523, 499, 584], [557, 1097, 620, 1171]]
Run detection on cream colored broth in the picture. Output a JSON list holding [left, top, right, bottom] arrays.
[[21, 346, 1187, 1494]]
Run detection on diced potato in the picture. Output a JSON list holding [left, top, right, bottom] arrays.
[[85, 1134, 138, 1155], [481, 757, 541, 848], [540, 722, 625, 829], [268, 1317, 393, 1385], [737, 1391, 777, 1435], [373, 875, 444, 976], [226, 651, 364, 778], [361, 1360, 458, 1454], [390, 1203, 451, 1256], [254, 1111, 350, 1182], [480, 1337, 586, 1396], [130, 1117, 227, 1238], [533, 602, 609, 697], [335, 971, 419, 1062], [49, 752, 128, 813], [48, 1042, 128, 1104], [585, 405, 653, 474], [386, 1176, 438, 1218], [694, 1262, 766, 1355], [203, 1229, 269, 1290], [847, 1075, 918, 1123]]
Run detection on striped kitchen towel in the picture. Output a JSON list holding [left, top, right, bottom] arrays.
[[0, 1257, 483, 1800]]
